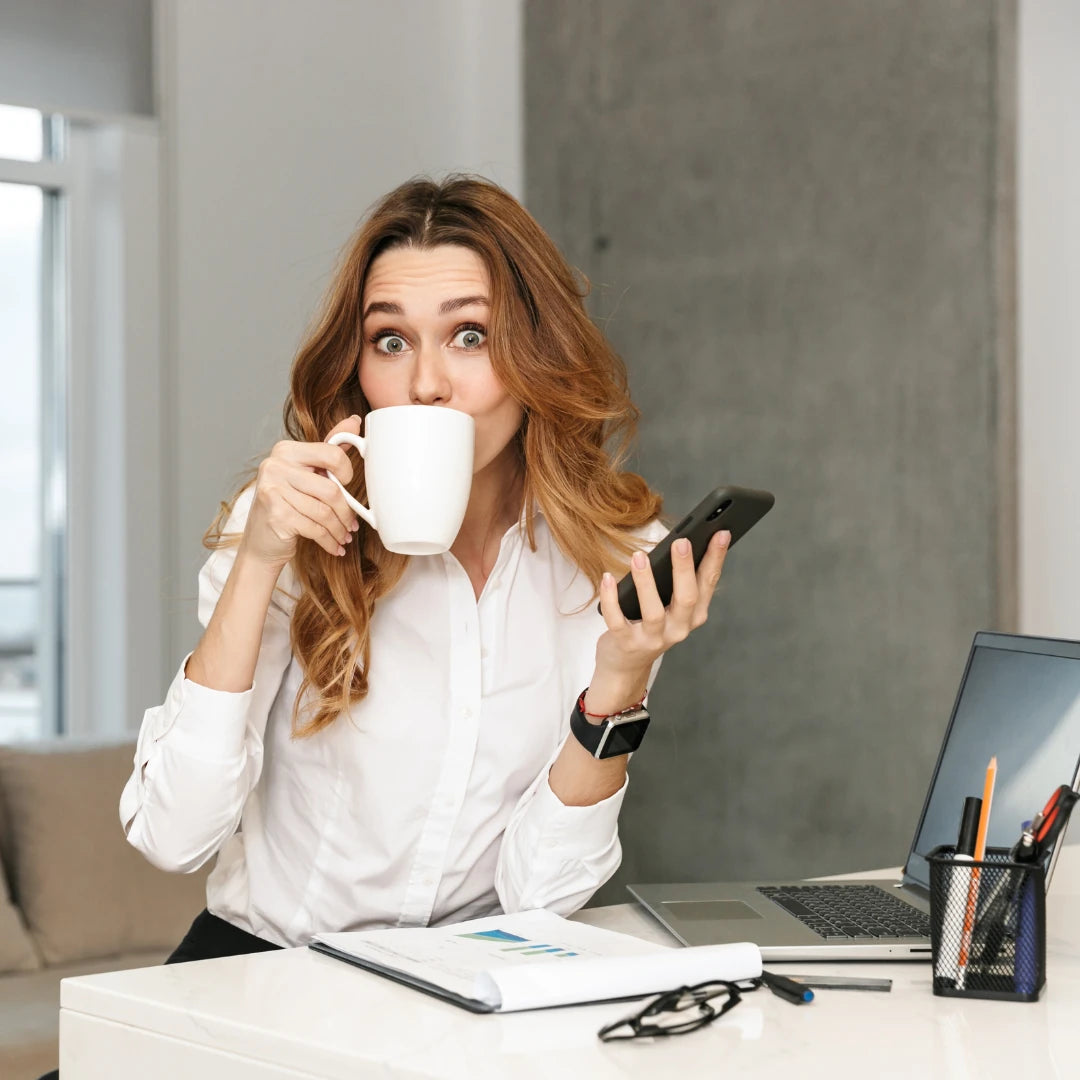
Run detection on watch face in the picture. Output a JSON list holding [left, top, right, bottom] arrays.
[[602, 721, 646, 757], [572, 700, 650, 758]]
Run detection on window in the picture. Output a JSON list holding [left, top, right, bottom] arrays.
[[0, 103, 45, 161], [0, 106, 66, 740], [1, 104, 162, 743]]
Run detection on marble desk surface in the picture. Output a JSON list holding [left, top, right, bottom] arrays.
[[59, 848, 1080, 1079]]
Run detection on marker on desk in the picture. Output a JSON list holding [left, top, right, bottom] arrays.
[[761, 970, 814, 1005], [956, 756, 997, 991], [934, 796, 981, 986]]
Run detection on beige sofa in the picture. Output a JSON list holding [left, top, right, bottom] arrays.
[[0, 739, 211, 1078]]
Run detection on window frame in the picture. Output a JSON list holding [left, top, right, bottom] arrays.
[[0, 136, 69, 737], [0, 110, 163, 740]]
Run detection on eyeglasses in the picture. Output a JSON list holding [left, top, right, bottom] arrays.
[[597, 978, 762, 1041]]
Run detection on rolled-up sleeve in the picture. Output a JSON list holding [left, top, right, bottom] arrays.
[[494, 760, 629, 915], [495, 651, 664, 916], [119, 487, 295, 872]]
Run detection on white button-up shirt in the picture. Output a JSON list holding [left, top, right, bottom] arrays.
[[120, 487, 665, 946]]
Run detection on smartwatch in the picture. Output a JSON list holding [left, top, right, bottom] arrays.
[[570, 690, 651, 759]]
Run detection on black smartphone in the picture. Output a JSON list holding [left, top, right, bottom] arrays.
[[603, 485, 775, 620]]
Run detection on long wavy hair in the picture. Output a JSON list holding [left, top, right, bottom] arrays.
[[206, 175, 663, 736]]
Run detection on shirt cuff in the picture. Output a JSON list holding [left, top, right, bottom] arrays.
[[530, 768, 629, 853], [151, 652, 255, 762]]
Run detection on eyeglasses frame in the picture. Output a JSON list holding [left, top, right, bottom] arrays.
[[597, 978, 762, 1042]]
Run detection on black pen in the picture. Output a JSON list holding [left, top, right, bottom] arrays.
[[761, 970, 814, 1005], [1013, 819, 1039, 863]]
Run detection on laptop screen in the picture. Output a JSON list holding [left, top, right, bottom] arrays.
[[904, 633, 1080, 891]]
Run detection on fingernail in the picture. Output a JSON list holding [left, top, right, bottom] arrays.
[[337, 545, 346, 556], [602, 571, 614, 586], [719, 530, 731, 548], [632, 551, 647, 570], [675, 538, 691, 557], [351, 519, 360, 532], [345, 533, 353, 544]]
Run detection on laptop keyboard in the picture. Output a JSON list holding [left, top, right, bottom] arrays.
[[757, 884, 931, 940]]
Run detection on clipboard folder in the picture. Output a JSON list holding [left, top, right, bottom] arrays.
[[308, 909, 762, 1014]]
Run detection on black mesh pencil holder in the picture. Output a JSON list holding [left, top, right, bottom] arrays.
[[926, 845, 1046, 1001]]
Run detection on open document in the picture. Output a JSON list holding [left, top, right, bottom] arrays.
[[310, 908, 762, 1013]]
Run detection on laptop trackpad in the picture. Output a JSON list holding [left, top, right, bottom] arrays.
[[661, 900, 764, 921]]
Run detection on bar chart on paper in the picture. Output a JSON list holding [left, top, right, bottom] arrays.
[[456, 928, 580, 957], [309, 909, 754, 1012], [309, 909, 674, 1010]]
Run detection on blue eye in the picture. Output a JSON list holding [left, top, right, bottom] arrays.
[[452, 325, 486, 349]]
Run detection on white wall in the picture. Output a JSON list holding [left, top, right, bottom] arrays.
[[155, 0, 524, 675], [1018, 1, 1080, 639], [0, 0, 153, 116]]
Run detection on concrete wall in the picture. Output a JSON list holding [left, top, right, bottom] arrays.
[[525, 0, 1017, 897], [157, 0, 523, 667]]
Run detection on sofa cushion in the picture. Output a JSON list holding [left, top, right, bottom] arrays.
[[0, 763, 42, 974], [0, 740, 211, 965], [0, 886, 40, 974]]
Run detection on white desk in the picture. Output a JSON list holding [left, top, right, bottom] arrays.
[[60, 850, 1080, 1079]]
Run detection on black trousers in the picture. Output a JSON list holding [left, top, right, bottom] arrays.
[[39, 910, 281, 1080], [165, 907, 283, 964]]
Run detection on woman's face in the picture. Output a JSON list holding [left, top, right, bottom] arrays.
[[358, 244, 523, 478]]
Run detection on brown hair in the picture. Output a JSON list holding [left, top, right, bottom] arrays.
[[207, 175, 662, 736]]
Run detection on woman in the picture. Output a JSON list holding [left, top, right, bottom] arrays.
[[121, 175, 731, 961]]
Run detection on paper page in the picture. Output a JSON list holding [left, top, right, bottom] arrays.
[[313, 910, 762, 1012], [313, 909, 664, 1007], [481, 940, 763, 1012]]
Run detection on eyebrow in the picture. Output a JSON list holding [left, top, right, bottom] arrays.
[[361, 295, 489, 321]]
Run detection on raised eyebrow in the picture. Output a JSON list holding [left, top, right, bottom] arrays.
[[439, 295, 489, 314], [361, 296, 488, 322], [361, 300, 403, 320]]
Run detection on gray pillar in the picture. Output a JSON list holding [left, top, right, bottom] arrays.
[[526, 0, 1017, 898]]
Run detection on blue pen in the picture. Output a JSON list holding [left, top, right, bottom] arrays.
[[1014, 874, 1039, 994], [1013, 819, 1039, 995]]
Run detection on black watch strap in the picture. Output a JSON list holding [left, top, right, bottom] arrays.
[[570, 692, 651, 759]]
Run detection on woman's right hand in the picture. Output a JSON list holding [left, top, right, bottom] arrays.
[[240, 415, 363, 571]]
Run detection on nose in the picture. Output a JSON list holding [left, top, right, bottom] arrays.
[[409, 344, 452, 406]]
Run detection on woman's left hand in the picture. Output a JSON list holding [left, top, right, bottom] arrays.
[[593, 530, 731, 687]]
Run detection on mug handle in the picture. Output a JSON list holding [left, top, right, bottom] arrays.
[[326, 431, 377, 531]]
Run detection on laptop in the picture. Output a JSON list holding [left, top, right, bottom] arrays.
[[629, 631, 1080, 960]]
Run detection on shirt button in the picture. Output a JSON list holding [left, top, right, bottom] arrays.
[[545, 839, 560, 850], [462, 706, 473, 719], [480, 647, 489, 659], [422, 876, 435, 887]]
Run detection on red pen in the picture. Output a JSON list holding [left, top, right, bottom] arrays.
[[1012, 785, 1080, 864], [1034, 785, 1080, 852]]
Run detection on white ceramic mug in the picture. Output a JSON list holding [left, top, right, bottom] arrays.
[[326, 406, 475, 555]]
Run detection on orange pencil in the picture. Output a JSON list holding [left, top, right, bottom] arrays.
[[956, 756, 997, 989]]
